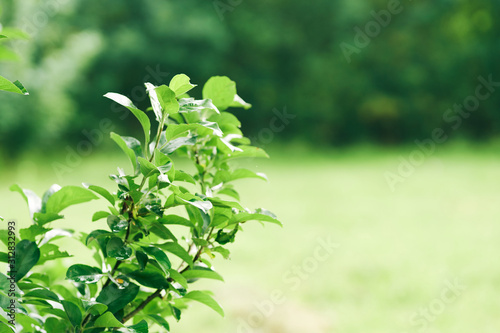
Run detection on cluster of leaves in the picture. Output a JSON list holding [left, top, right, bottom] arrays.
[[0, 20, 28, 95], [0, 75, 280, 332]]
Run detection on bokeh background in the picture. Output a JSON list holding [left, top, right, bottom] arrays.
[[2, 0, 500, 332]]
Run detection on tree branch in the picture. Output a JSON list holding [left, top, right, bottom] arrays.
[[121, 289, 162, 323]]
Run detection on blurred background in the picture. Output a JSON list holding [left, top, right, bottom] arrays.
[[2, 0, 500, 332]]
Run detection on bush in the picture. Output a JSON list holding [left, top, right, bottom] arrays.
[[1, 74, 280, 332]]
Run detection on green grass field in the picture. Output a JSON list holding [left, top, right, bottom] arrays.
[[2, 144, 500, 332]]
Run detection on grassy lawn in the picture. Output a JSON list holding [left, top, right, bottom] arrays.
[[2, 143, 500, 332]]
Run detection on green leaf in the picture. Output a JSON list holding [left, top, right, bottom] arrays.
[[184, 290, 224, 316], [107, 215, 128, 233], [213, 169, 267, 185], [218, 137, 243, 153], [209, 111, 241, 128], [160, 135, 197, 155], [38, 307, 68, 319], [220, 146, 269, 162], [12, 314, 40, 330], [208, 198, 244, 211], [170, 305, 181, 321], [107, 237, 132, 260], [180, 198, 213, 215], [145, 83, 162, 121], [141, 246, 171, 273], [96, 282, 139, 314], [86, 230, 112, 245], [169, 74, 196, 97], [182, 267, 224, 282], [84, 184, 116, 205], [159, 215, 195, 228], [37, 243, 71, 264], [23, 288, 60, 302], [14, 240, 40, 282], [0, 28, 30, 40], [174, 170, 196, 184], [45, 186, 98, 214], [185, 204, 211, 234], [10, 184, 41, 218], [199, 121, 223, 137], [136, 250, 148, 270], [125, 320, 149, 333], [178, 98, 219, 115], [0, 75, 28, 95], [168, 269, 188, 289], [202, 76, 237, 111], [84, 302, 108, 316], [212, 246, 231, 259], [127, 269, 169, 289], [230, 94, 252, 109], [44, 317, 68, 333], [145, 83, 179, 122], [215, 228, 238, 245], [157, 242, 193, 267], [33, 212, 63, 225], [0, 322, 13, 332], [27, 273, 50, 286], [164, 123, 196, 141], [138, 157, 159, 177], [104, 93, 151, 144], [229, 210, 282, 226], [148, 314, 170, 331], [66, 264, 103, 284], [94, 311, 125, 328], [149, 222, 177, 241], [19, 224, 49, 242], [62, 300, 82, 327], [92, 211, 111, 222], [110, 133, 141, 172], [40, 229, 74, 244], [40, 184, 62, 213], [12, 80, 28, 95], [156, 84, 180, 115]]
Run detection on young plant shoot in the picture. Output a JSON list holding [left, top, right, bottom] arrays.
[[2, 74, 281, 332]]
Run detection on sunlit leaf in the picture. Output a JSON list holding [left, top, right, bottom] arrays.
[[141, 246, 171, 273], [62, 300, 82, 327], [169, 74, 196, 97], [202, 76, 236, 111], [96, 282, 139, 314], [157, 241, 193, 267], [184, 290, 224, 316], [45, 186, 98, 214], [66, 264, 104, 284], [182, 267, 224, 282], [83, 183, 116, 205], [0, 75, 28, 95], [107, 237, 132, 260], [14, 240, 40, 282], [104, 93, 151, 144], [10, 184, 41, 218], [94, 311, 125, 328]]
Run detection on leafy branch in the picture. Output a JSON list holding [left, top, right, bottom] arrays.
[[3, 74, 281, 333]]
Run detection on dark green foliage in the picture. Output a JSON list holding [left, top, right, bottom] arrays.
[[2, 0, 500, 155]]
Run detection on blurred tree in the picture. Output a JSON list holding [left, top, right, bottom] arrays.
[[1, 0, 499, 157]]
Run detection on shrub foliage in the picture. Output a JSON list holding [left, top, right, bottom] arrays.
[[1, 74, 280, 332]]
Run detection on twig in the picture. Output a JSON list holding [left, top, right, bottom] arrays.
[[121, 289, 162, 323]]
